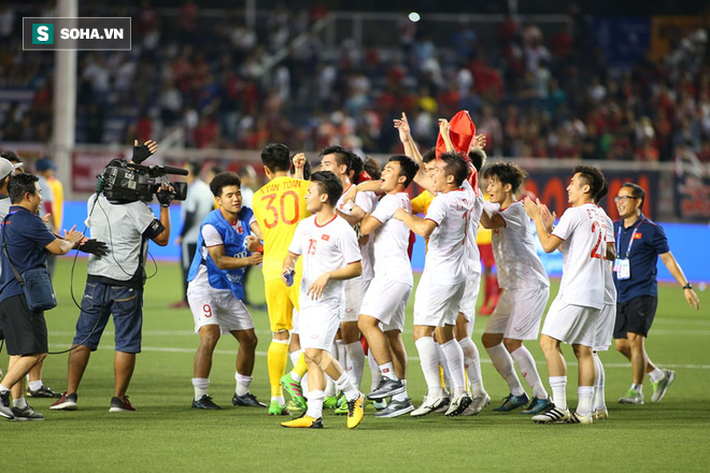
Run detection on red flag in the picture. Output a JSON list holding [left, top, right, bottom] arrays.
[[436, 110, 479, 195]]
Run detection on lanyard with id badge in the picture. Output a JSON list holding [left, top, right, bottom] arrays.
[[613, 218, 645, 280]]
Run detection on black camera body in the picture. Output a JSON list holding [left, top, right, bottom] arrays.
[[99, 159, 188, 204]]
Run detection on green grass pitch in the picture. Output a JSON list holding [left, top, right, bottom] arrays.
[[2, 257, 709, 472]]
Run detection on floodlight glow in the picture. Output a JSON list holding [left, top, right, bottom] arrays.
[[408, 12, 421, 23]]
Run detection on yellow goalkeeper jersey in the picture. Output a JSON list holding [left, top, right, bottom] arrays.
[[252, 176, 309, 281]]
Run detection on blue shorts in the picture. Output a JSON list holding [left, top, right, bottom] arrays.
[[74, 282, 143, 353]]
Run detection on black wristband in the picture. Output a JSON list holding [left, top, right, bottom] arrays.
[[683, 283, 693, 290]]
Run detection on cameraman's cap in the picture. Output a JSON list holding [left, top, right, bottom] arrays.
[[0, 157, 23, 180], [36, 157, 57, 172]]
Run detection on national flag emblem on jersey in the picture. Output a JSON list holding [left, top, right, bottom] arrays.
[[321, 234, 330, 241], [235, 222, 244, 234], [634, 233, 642, 239]]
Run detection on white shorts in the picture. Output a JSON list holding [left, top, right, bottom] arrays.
[[360, 278, 412, 333], [413, 273, 465, 327], [342, 277, 370, 323], [484, 284, 549, 340], [541, 298, 600, 347], [187, 283, 254, 334], [593, 302, 616, 351], [458, 270, 481, 321], [299, 299, 342, 352]]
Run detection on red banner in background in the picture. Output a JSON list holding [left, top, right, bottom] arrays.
[[72, 150, 126, 193], [524, 169, 659, 220]]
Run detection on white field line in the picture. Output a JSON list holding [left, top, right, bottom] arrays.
[[47, 343, 710, 370]]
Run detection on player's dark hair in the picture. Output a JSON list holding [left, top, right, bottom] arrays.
[[187, 161, 201, 178], [261, 143, 291, 172], [621, 182, 646, 208], [320, 145, 356, 171], [482, 162, 526, 193], [440, 152, 469, 187], [388, 155, 419, 188], [422, 147, 437, 163], [595, 180, 609, 204], [350, 153, 364, 180], [364, 157, 381, 180], [210, 172, 242, 197], [310, 171, 343, 207], [468, 148, 487, 171], [573, 165, 605, 200], [1, 151, 20, 163], [8, 173, 39, 204]]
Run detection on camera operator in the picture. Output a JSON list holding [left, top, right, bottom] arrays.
[[0, 173, 86, 421], [51, 140, 172, 413]]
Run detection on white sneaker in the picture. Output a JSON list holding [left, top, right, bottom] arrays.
[[410, 396, 446, 417], [651, 370, 676, 403], [592, 407, 609, 420], [462, 393, 490, 416], [445, 392, 472, 417], [567, 411, 593, 424], [531, 405, 570, 424]]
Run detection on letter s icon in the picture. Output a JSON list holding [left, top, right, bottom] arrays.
[[37, 26, 49, 42]]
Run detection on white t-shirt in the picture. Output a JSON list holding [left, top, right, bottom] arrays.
[[182, 179, 215, 244], [86, 194, 158, 281], [288, 214, 362, 310], [336, 185, 376, 281], [552, 203, 606, 309], [599, 207, 617, 305], [492, 201, 549, 289], [369, 192, 413, 286], [423, 184, 474, 285]]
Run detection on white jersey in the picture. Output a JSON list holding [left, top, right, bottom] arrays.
[[369, 192, 413, 286], [465, 183, 483, 274], [552, 203, 606, 309], [599, 207, 617, 305], [423, 184, 474, 285], [492, 201, 549, 289], [336, 185, 376, 281], [288, 214, 362, 310]]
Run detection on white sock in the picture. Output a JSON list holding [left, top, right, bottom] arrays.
[[511, 345, 548, 399], [649, 368, 664, 383], [577, 386, 594, 416], [29, 380, 43, 392], [436, 343, 453, 391], [334, 372, 359, 402], [549, 376, 567, 411], [289, 350, 302, 368], [191, 377, 210, 401], [631, 383, 643, 394], [486, 343, 525, 396], [592, 353, 606, 410], [0, 384, 9, 392], [305, 390, 324, 419], [415, 337, 444, 399], [235, 372, 252, 396], [378, 362, 397, 381], [368, 352, 381, 391], [13, 397, 28, 409], [441, 339, 467, 397], [458, 337, 486, 396], [344, 341, 365, 388]]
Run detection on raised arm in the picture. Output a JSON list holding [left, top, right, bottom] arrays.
[[523, 197, 562, 253]]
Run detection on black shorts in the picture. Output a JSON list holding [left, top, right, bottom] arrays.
[[0, 294, 48, 356], [613, 295, 658, 339]]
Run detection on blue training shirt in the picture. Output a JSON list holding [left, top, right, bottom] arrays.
[[0, 206, 57, 303], [612, 213, 670, 303], [186, 207, 253, 300]]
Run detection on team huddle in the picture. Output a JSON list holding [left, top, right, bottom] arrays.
[[145, 112, 702, 428]]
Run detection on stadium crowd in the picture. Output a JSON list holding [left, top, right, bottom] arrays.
[[0, 3, 709, 164]]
